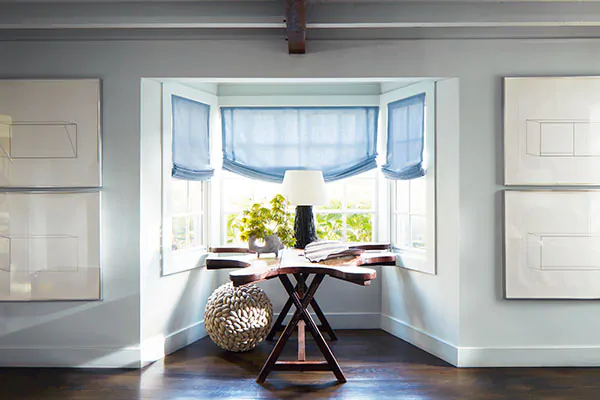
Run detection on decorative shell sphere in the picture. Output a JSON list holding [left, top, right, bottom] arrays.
[[204, 282, 273, 352]]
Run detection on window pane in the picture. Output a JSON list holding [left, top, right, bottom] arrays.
[[410, 177, 426, 215], [410, 215, 426, 250], [222, 179, 254, 212], [395, 180, 409, 213], [394, 214, 410, 248], [189, 181, 203, 214], [346, 213, 373, 242], [319, 181, 343, 210], [225, 212, 243, 244], [188, 214, 202, 248], [316, 213, 343, 241], [253, 181, 281, 205], [346, 179, 375, 210], [172, 216, 187, 250], [171, 179, 188, 214]]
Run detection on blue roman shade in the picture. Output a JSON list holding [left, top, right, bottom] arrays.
[[171, 95, 214, 180], [381, 93, 426, 180], [221, 107, 379, 183]]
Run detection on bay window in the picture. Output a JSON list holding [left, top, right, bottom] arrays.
[[161, 80, 436, 275]]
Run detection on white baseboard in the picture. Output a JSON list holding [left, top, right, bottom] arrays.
[[0, 346, 142, 368], [165, 320, 206, 356], [380, 313, 459, 366], [0, 320, 208, 368], [141, 320, 207, 366], [458, 346, 600, 367], [275, 312, 381, 330], [380, 314, 600, 367], [6, 316, 599, 368]]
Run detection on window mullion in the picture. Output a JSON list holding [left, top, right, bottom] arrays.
[[184, 182, 191, 247]]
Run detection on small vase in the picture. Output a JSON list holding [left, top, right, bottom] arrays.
[[248, 234, 284, 258]]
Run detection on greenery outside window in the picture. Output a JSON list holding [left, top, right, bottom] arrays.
[[221, 171, 377, 244], [315, 171, 376, 242]]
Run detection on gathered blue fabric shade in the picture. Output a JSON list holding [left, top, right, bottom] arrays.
[[382, 93, 426, 180], [171, 95, 214, 180], [221, 107, 379, 183]]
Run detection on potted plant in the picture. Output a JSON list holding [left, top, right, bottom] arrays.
[[234, 194, 296, 257]]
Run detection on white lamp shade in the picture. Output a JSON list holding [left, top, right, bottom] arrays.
[[281, 170, 328, 206]]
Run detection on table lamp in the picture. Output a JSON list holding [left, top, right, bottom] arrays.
[[281, 170, 328, 249]]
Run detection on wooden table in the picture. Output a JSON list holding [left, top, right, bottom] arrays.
[[206, 246, 396, 384]]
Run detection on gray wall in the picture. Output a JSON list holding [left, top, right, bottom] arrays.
[[381, 77, 461, 364], [0, 43, 142, 367], [140, 79, 221, 364], [2, 37, 600, 367]]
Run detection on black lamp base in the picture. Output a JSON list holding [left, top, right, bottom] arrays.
[[294, 205, 317, 249]]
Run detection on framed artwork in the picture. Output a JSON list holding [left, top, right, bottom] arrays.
[[0, 79, 101, 188], [505, 190, 600, 299], [504, 77, 600, 186], [0, 191, 100, 301]]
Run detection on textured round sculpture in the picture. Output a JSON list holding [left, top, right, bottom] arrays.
[[204, 282, 273, 352]]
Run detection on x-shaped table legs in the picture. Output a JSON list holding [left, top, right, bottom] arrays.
[[266, 273, 338, 342], [256, 273, 346, 384]]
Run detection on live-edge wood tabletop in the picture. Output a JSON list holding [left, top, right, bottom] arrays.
[[207, 248, 397, 287]]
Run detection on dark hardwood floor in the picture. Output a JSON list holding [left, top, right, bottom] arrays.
[[1, 329, 599, 399]]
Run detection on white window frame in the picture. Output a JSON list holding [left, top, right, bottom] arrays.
[[161, 82, 217, 275], [315, 172, 378, 242], [217, 94, 382, 245], [380, 81, 437, 274]]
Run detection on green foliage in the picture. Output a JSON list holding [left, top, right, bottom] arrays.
[[314, 198, 373, 242], [316, 213, 372, 242], [316, 213, 343, 241], [225, 213, 240, 244], [346, 213, 373, 242], [233, 194, 296, 248]]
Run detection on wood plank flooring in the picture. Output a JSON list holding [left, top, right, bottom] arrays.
[[1, 330, 600, 399]]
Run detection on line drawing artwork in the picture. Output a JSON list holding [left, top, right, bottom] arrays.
[[526, 233, 600, 271], [0, 80, 101, 301], [0, 191, 100, 301], [0, 79, 100, 188], [0, 234, 80, 274], [525, 119, 600, 158], [505, 190, 600, 299], [505, 77, 600, 185], [0, 120, 78, 160]]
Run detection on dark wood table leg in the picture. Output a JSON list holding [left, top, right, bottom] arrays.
[[256, 273, 346, 384], [266, 290, 295, 341], [297, 273, 306, 361], [267, 274, 338, 341]]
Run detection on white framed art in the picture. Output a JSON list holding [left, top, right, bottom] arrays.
[[0, 79, 101, 188], [0, 191, 101, 301], [504, 76, 600, 186], [505, 190, 600, 299]]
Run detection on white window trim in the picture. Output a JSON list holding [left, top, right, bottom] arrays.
[[380, 81, 437, 275], [161, 82, 217, 275]]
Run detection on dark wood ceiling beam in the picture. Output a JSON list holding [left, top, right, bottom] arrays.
[[285, 0, 306, 54]]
